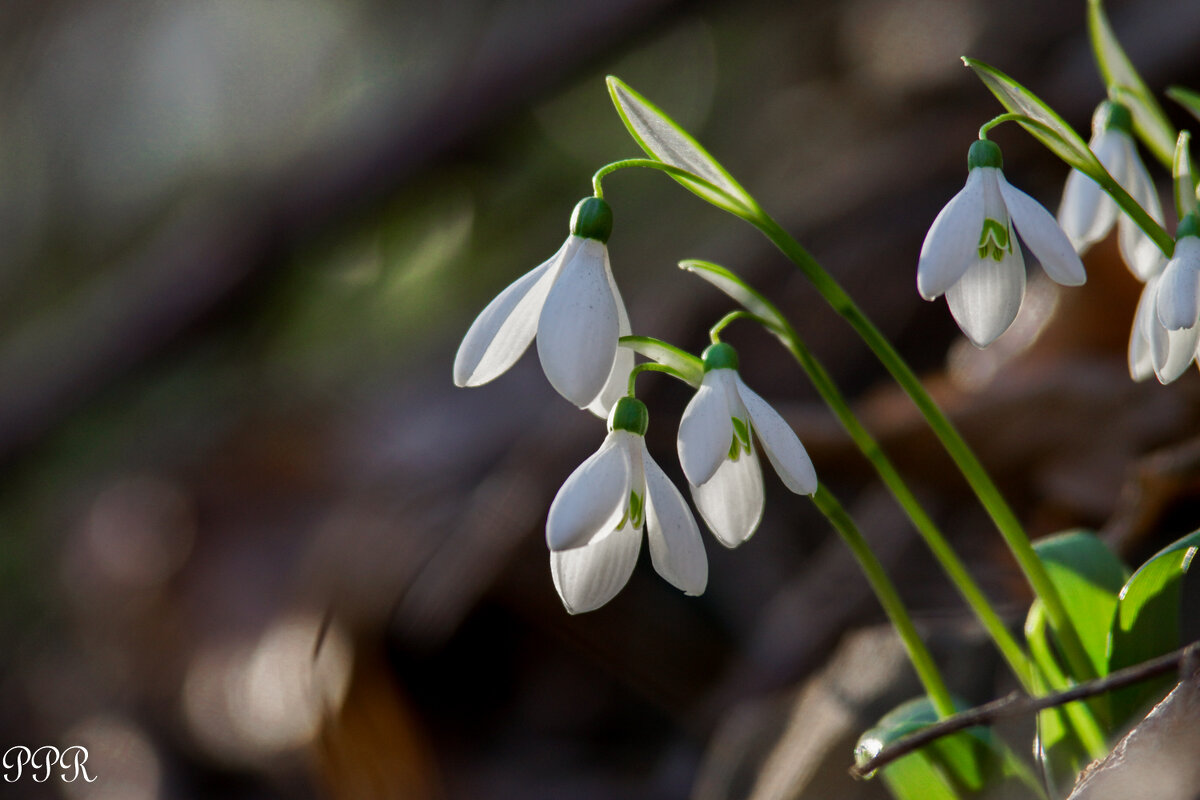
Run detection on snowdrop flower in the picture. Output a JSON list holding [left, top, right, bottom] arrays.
[[453, 197, 633, 415], [918, 139, 1087, 348], [1129, 271, 1198, 383], [676, 343, 818, 547], [1059, 101, 1165, 280], [546, 396, 707, 614]]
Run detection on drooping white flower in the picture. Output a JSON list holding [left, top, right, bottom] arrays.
[[1058, 101, 1165, 280], [918, 139, 1086, 348], [1129, 271, 1199, 383], [453, 197, 633, 416], [676, 343, 817, 547], [546, 397, 707, 614]]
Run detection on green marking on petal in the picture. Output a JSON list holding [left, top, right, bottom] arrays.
[[732, 417, 752, 449], [629, 491, 644, 528], [978, 218, 1013, 261]]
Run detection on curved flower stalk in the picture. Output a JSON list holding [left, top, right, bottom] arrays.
[[546, 397, 707, 614], [677, 342, 818, 547], [453, 197, 633, 416], [1059, 101, 1165, 280], [918, 139, 1087, 348]]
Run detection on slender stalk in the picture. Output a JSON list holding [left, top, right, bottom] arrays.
[[812, 485, 957, 719], [750, 212, 1097, 683], [709, 310, 758, 343], [762, 315, 1036, 690]]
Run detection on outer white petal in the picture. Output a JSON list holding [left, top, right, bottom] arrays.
[[998, 173, 1086, 287], [1151, 322, 1199, 384], [550, 525, 642, 614], [1057, 130, 1120, 252], [734, 377, 817, 495], [585, 250, 633, 418], [641, 443, 707, 596], [677, 369, 736, 487], [1155, 240, 1200, 331], [917, 169, 986, 301], [453, 242, 566, 387], [1115, 135, 1167, 281], [1129, 278, 1155, 381], [945, 247, 1026, 348], [537, 237, 620, 408], [546, 431, 632, 551], [691, 445, 764, 548]]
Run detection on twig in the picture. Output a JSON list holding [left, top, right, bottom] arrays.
[[850, 640, 1200, 779]]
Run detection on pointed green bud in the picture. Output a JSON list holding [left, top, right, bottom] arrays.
[[570, 197, 613, 243], [609, 396, 648, 435], [702, 342, 739, 372], [1178, 212, 1200, 240], [967, 139, 1003, 171], [1094, 100, 1132, 134]]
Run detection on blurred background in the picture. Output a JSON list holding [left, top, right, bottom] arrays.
[[2, 0, 1200, 797]]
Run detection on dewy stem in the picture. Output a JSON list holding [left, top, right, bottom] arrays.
[[811, 485, 957, 719], [758, 313, 1036, 690], [750, 211, 1097, 683]]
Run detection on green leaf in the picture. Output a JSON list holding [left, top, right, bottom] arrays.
[[606, 76, 758, 217], [678, 259, 789, 334], [963, 58, 1101, 175], [1167, 86, 1200, 125], [1172, 130, 1199, 219], [1025, 603, 1092, 788], [1088, 0, 1176, 167], [618, 335, 704, 387], [1108, 529, 1200, 724], [855, 697, 1036, 799]]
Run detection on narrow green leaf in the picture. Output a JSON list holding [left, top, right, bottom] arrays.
[[963, 58, 1100, 174], [1172, 130, 1199, 219], [606, 76, 757, 216], [618, 335, 704, 387], [1168, 86, 1200, 125], [678, 259, 788, 333], [1088, 0, 1176, 167], [1108, 529, 1200, 724]]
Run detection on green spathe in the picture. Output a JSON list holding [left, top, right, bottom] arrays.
[[608, 396, 648, 435], [967, 139, 1003, 171], [702, 342, 739, 372], [570, 197, 613, 243]]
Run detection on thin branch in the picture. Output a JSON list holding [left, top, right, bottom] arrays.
[[850, 640, 1200, 780]]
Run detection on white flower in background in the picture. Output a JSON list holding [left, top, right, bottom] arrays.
[[1058, 101, 1165, 280], [676, 343, 817, 547], [546, 397, 707, 614], [918, 138, 1087, 348], [1129, 272, 1198, 383], [453, 197, 633, 416]]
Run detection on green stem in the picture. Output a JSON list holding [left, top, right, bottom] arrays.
[[750, 211, 1097, 683], [626, 362, 682, 396], [764, 315, 1036, 690], [812, 485, 957, 719], [709, 310, 757, 343]]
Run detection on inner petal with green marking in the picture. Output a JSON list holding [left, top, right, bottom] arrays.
[[727, 417, 753, 461], [977, 218, 1013, 261], [616, 490, 645, 530]]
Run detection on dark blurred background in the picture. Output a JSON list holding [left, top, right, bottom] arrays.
[[2, 0, 1200, 798]]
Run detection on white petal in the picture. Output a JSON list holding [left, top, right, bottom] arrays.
[[945, 246, 1026, 348], [1115, 134, 1166, 280], [691, 446, 764, 548], [677, 369, 736, 486], [550, 525, 642, 614], [735, 377, 817, 495], [1129, 279, 1155, 381], [917, 169, 986, 300], [1057, 129, 1120, 252], [585, 251, 633, 418], [1155, 240, 1200, 330], [546, 431, 632, 551], [641, 443, 707, 596], [1152, 324, 1199, 384], [998, 173, 1086, 287], [452, 243, 565, 387], [537, 238, 620, 408]]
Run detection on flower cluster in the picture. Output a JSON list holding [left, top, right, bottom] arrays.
[[455, 199, 817, 612]]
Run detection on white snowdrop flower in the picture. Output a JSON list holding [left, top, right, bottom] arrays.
[[453, 197, 633, 416], [1059, 101, 1165, 280], [918, 139, 1086, 348], [546, 397, 707, 614], [1129, 271, 1199, 384], [676, 343, 818, 548]]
